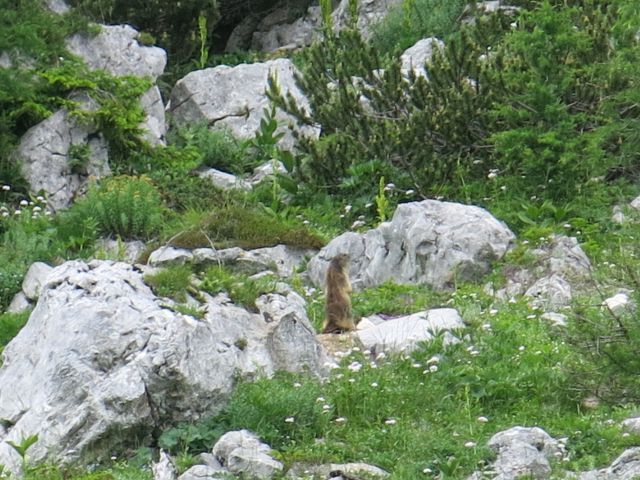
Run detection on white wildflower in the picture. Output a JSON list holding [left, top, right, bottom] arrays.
[[285, 417, 295, 423], [348, 361, 362, 372]]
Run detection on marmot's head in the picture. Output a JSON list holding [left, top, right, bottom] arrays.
[[331, 253, 350, 269]]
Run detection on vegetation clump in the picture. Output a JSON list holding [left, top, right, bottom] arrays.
[[168, 203, 326, 250]]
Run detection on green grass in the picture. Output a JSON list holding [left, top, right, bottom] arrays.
[[159, 287, 640, 478], [166, 203, 326, 250], [143, 264, 193, 303], [200, 265, 278, 312]]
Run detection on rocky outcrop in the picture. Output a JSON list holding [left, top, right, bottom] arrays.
[[168, 59, 318, 150], [308, 200, 515, 291], [148, 244, 317, 279], [212, 430, 283, 479], [226, 0, 403, 53], [468, 426, 566, 480], [495, 235, 592, 310], [0, 260, 327, 475], [14, 95, 111, 211], [14, 24, 167, 210], [66, 24, 167, 146]]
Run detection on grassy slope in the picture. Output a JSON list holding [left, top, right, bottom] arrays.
[[3, 0, 640, 479]]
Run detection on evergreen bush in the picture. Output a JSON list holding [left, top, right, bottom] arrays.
[[72, 175, 166, 240]]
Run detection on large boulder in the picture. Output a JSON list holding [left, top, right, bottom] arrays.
[[468, 426, 565, 480], [356, 308, 464, 354], [168, 59, 318, 150], [66, 24, 167, 146], [308, 200, 515, 291], [226, 0, 403, 53], [333, 0, 403, 38], [212, 430, 283, 479], [0, 260, 327, 475], [14, 96, 111, 211]]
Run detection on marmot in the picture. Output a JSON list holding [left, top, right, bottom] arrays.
[[323, 253, 356, 334]]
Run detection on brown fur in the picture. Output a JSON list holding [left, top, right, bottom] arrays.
[[322, 253, 356, 334]]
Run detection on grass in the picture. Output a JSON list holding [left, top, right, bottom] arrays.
[[200, 265, 278, 312], [159, 286, 640, 478], [166, 203, 326, 250]]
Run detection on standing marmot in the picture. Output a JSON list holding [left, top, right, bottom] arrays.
[[323, 253, 356, 334]]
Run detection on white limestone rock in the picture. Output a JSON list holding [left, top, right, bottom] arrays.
[[21, 262, 54, 301], [0, 260, 327, 475], [308, 200, 515, 291], [468, 426, 565, 480], [400, 37, 445, 78], [147, 246, 194, 267], [14, 98, 110, 211], [195, 168, 252, 191], [356, 308, 464, 354], [213, 430, 284, 479], [66, 24, 167, 146], [168, 59, 319, 150]]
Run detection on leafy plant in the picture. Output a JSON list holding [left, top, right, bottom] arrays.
[[375, 176, 391, 223], [166, 123, 248, 174], [72, 176, 166, 240], [196, 14, 209, 69], [7, 434, 39, 461]]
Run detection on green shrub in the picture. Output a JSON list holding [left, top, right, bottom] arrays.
[[144, 265, 193, 302], [268, 10, 508, 201], [73, 175, 166, 240]]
